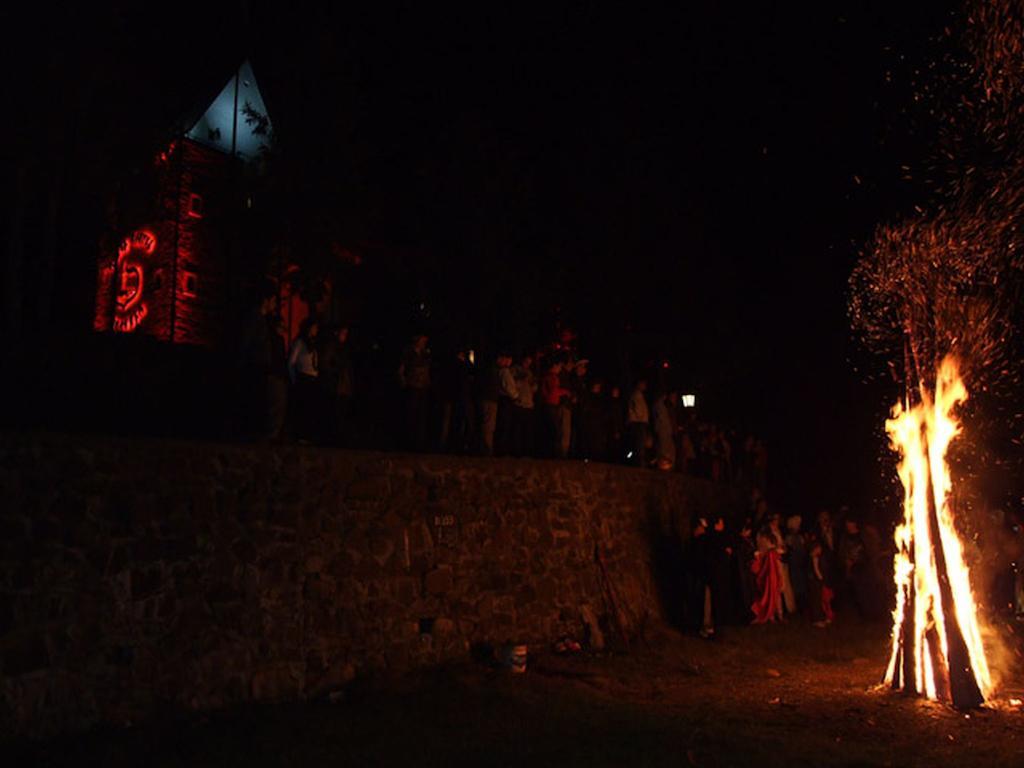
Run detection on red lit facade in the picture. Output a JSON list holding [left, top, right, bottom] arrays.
[[93, 139, 231, 345]]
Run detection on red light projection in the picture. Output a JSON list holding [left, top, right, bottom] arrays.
[[94, 137, 244, 345], [155, 140, 178, 167], [113, 229, 157, 333]]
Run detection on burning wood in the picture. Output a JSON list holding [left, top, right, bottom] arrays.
[[883, 357, 990, 708]]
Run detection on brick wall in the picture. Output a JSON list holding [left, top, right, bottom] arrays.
[[0, 433, 740, 738]]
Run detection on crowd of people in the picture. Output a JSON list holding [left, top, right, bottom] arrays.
[[237, 289, 769, 481], [238, 289, 897, 635], [685, 495, 891, 637]]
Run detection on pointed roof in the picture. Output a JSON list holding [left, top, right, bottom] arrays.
[[186, 60, 273, 160]]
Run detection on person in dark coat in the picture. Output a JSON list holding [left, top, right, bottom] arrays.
[[709, 516, 736, 627], [495, 352, 518, 456], [398, 333, 431, 451], [454, 350, 477, 452], [509, 353, 538, 457], [608, 385, 626, 462], [808, 535, 835, 626], [238, 285, 288, 441], [318, 324, 354, 446], [263, 311, 289, 442], [685, 517, 715, 637], [785, 515, 808, 614], [540, 359, 571, 458], [734, 518, 757, 624], [437, 348, 476, 453], [577, 378, 609, 461], [287, 316, 321, 443], [477, 354, 502, 456]]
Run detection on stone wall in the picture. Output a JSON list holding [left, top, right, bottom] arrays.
[[0, 432, 741, 738]]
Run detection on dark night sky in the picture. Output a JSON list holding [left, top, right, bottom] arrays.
[[4, 1, 968, 516]]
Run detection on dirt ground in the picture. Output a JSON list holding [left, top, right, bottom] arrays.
[[8, 617, 1024, 767]]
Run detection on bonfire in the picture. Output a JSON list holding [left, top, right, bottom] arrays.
[[849, 0, 1024, 709], [883, 356, 990, 708]]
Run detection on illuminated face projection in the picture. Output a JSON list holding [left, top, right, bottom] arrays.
[[113, 229, 157, 332]]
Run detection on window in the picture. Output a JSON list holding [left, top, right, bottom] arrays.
[[180, 270, 198, 298]]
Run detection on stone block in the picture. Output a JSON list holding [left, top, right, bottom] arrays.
[[0, 515, 27, 543], [3, 632, 50, 675], [354, 553, 382, 578], [266, 500, 297, 527], [492, 612, 516, 631], [369, 535, 395, 567], [0, 593, 14, 634], [493, 596, 516, 615], [396, 577, 419, 605], [11, 561, 33, 590], [407, 521, 434, 554], [232, 537, 258, 564], [432, 617, 456, 637], [250, 664, 301, 701], [485, 572, 508, 591], [304, 574, 337, 602], [156, 537, 194, 562], [329, 549, 358, 579], [477, 595, 494, 620], [32, 515, 63, 542], [514, 585, 537, 608], [130, 566, 163, 601], [346, 476, 390, 502], [424, 566, 454, 595], [579, 604, 605, 650], [309, 659, 356, 697]]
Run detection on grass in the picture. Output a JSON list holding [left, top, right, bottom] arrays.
[[7, 617, 1024, 767]]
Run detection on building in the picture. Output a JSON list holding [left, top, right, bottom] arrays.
[[93, 60, 273, 346]]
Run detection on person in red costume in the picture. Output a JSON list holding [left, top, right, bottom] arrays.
[[751, 526, 783, 624]]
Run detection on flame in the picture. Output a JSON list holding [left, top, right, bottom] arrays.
[[883, 356, 991, 704]]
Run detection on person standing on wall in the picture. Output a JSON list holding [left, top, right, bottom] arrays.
[[477, 353, 501, 456], [510, 353, 537, 456], [318, 324, 354, 446], [608, 384, 625, 462], [652, 388, 677, 471], [577, 377, 608, 461], [454, 349, 477, 453], [287, 316, 320, 444], [238, 282, 288, 442], [398, 333, 432, 452], [496, 352, 519, 456], [263, 300, 289, 443], [541, 358, 571, 458], [626, 378, 650, 467]]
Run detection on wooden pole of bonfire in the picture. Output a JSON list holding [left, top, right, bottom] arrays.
[[892, 338, 917, 694], [922, 433, 984, 709], [889, 321, 984, 708]]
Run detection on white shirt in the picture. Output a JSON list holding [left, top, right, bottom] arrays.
[[287, 337, 318, 382], [627, 389, 649, 424], [513, 368, 537, 409], [499, 367, 519, 400]]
